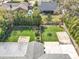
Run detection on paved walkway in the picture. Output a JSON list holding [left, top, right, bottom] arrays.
[[56, 32, 71, 44], [18, 36, 30, 43], [44, 42, 79, 59]]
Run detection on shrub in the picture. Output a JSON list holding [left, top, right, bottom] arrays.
[[47, 33, 52, 36], [36, 37, 40, 42], [35, 31, 40, 36]]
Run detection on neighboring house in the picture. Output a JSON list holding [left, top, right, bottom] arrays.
[[0, 41, 71, 59], [1, 2, 28, 11], [39, 0, 58, 13], [28, 1, 35, 7], [0, 0, 11, 3]]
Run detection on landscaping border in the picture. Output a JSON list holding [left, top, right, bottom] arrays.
[[63, 23, 79, 56]]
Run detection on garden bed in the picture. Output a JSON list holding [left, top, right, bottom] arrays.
[[42, 25, 64, 41]]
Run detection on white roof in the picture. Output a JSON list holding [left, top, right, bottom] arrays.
[[44, 42, 63, 54], [2, 2, 28, 11], [0, 42, 28, 57], [60, 44, 79, 59], [44, 42, 79, 59], [56, 32, 71, 44]]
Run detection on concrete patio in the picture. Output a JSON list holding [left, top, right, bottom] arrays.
[[44, 42, 79, 59], [56, 32, 71, 44]]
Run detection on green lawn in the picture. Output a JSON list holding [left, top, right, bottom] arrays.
[[42, 26, 64, 41], [5, 26, 64, 42], [6, 29, 35, 42], [0, 28, 2, 35], [0, 28, 4, 35]]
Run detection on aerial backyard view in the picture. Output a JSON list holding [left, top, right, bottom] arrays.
[[0, 0, 79, 59]]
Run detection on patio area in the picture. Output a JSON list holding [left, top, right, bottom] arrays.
[[56, 32, 71, 44], [44, 31, 79, 59], [44, 42, 79, 59]]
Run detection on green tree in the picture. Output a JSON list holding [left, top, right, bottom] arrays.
[[34, 1, 38, 6], [24, 0, 28, 2], [32, 7, 42, 26], [33, 7, 40, 17], [46, 14, 52, 24]]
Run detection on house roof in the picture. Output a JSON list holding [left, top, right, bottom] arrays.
[[0, 0, 11, 1], [2, 2, 28, 11], [0, 42, 28, 57], [38, 54, 71, 59], [39, 1, 57, 11], [26, 41, 44, 59], [0, 41, 44, 59], [39, 0, 53, 2], [0, 0, 11, 2]]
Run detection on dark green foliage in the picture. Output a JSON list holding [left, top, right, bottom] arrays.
[[35, 31, 40, 36], [47, 33, 52, 36], [64, 14, 79, 45], [36, 37, 40, 42], [14, 9, 42, 26], [24, 0, 28, 2], [34, 1, 38, 6]]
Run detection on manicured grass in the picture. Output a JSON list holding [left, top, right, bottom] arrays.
[[6, 29, 35, 42], [42, 26, 64, 41], [0, 28, 2, 35], [0, 28, 4, 35], [5, 25, 63, 42]]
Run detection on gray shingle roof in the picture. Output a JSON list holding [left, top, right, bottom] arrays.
[[39, 1, 57, 11], [0, 0, 11, 1], [38, 54, 71, 59], [2, 2, 28, 11], [0, 42, 28, 57], [0, 41, 44, 59], [0, 42, 72, 59], [26, 41, 44, 59]]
